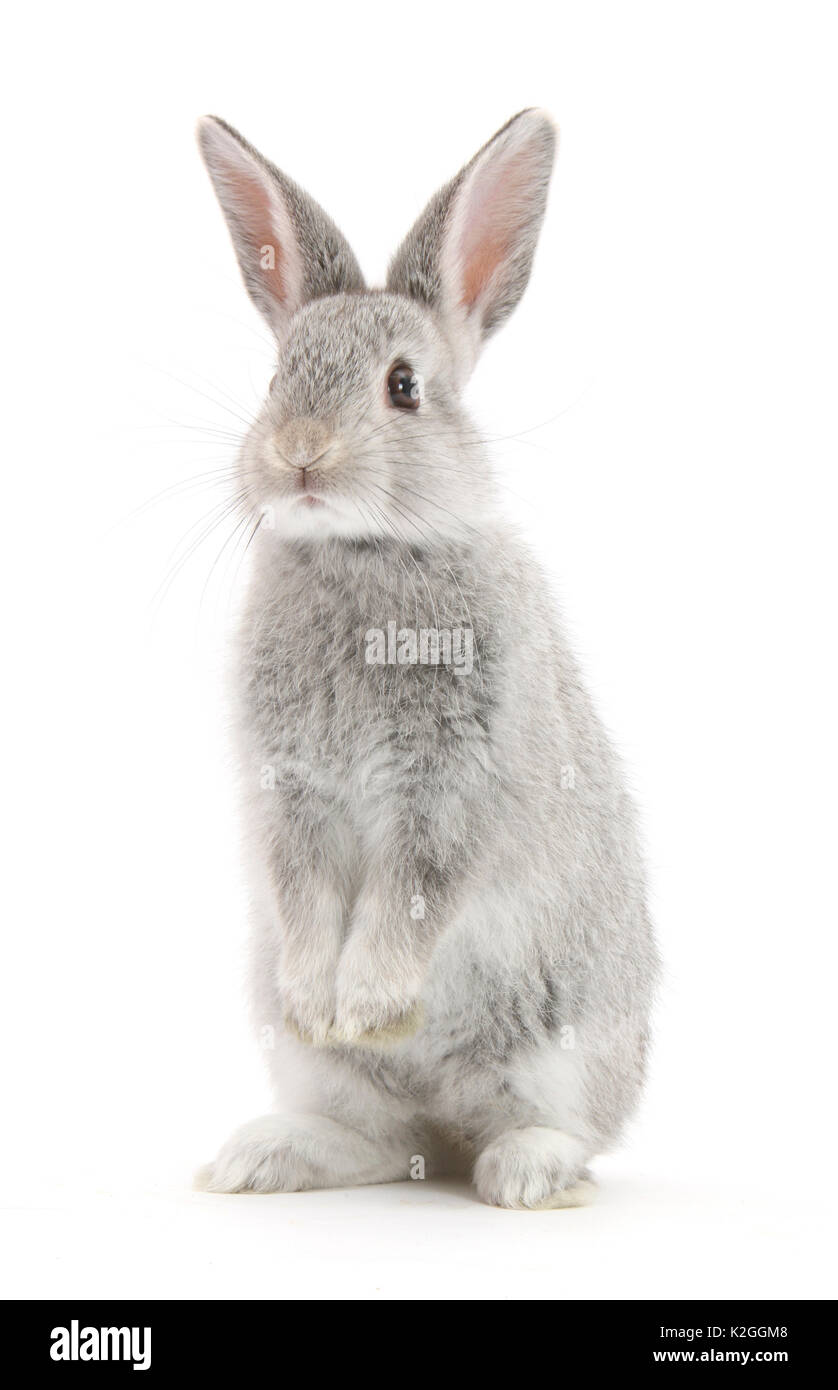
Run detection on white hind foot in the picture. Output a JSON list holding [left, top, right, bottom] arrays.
[[197, 1112, 412, 1194], [474, 1126, 595, 1210]]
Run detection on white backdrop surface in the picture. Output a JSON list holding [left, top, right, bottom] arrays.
[[1, 0, 836, 1299]]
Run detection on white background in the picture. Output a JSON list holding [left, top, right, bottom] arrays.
[[2, 0, 836, 1300]]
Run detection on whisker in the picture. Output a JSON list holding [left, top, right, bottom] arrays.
[[199, 504, 257, 616], [358, 467, 487, 540], [150, 490, 252, 615], [114, 466, 243, 531], [147, 363, 259, 432]]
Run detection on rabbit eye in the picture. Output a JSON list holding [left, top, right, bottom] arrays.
[[387, 364, 422, 410]]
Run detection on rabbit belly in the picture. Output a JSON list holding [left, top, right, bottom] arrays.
[[234, 539, 657, 1181]]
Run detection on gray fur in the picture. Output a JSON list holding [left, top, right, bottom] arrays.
[[387, 109, 556, 340], [199, 116, 365, 332], [196, 113, 659, 1208]]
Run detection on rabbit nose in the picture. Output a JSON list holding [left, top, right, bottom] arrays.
[[275, 419, 333, 470]]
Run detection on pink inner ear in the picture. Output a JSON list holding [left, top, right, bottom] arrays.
[[456, 149, 540, 311], [220, 156, 289, 306]]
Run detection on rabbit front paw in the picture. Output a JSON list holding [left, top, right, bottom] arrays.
[[281, 983, 336, 1047], [333, 994, 424, 1048], [332, 951, 424, 1047]]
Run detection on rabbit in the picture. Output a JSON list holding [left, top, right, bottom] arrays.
[[195, 110, 659, 1209]]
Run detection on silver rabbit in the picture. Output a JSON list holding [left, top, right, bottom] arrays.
[[197, 111, 658, 1208]]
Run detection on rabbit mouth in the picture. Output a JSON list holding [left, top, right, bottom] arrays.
[[296, 494, 326, 509]]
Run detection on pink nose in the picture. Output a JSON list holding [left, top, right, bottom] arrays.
[[275, 419, 333, 470]]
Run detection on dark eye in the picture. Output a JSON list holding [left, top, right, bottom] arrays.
[[387, 363, 422, 410]]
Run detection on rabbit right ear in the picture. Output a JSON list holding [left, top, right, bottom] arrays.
[[198, 117, 365, 340], [387, 110, 557, 377]]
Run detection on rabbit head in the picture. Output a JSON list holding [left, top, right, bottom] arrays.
[[198, 111, 557, 542]]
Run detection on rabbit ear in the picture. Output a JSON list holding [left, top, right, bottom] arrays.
[[387, 109, 557, 372], [198, 116, 365, 340]]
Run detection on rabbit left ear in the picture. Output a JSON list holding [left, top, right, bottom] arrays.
[[387, 110, 557, 372], [198, 116, 365, 341]]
